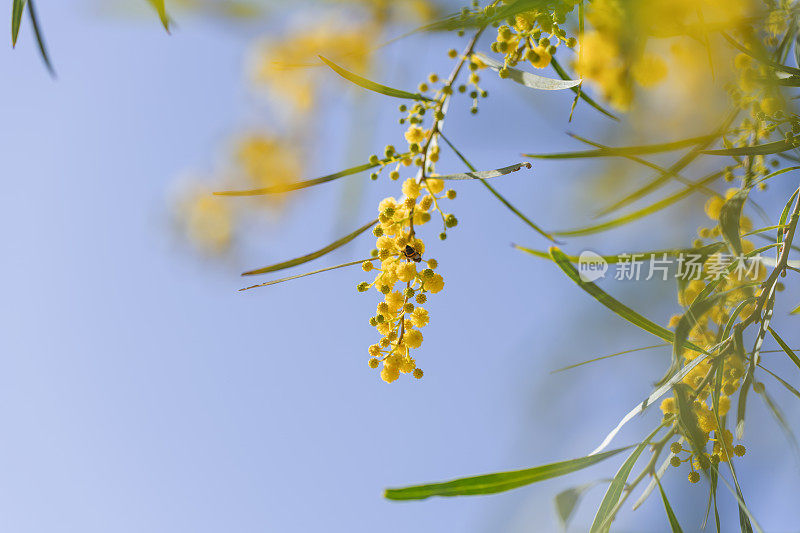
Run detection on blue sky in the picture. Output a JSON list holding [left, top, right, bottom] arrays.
[[1, 3, 799, 532]]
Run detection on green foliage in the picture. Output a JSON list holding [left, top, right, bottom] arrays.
[[384, 447, 630, 500]]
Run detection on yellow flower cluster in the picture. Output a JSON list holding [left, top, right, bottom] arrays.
[[486, 1, 578, 76], [357, 176, 455, 382], [575, 0, 754, 111], [249, 23, 375, 112], [658, 184, 770, 479]]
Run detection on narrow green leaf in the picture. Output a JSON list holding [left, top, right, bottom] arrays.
[[525, 134, 721, 159], [590, 425, 663, 533], [147, 0, 170, 32], [515, 242, 724, 264], [551, 170, 724, 237], [320, 55, 433, 101], [768, 327, 800, 371], [439, 132, 555, 242], [719, 187, 749, 256], [551, 343, 668, 374], [566, 131, 721, 218], [655, 476, 684, 533], [11, 0, 26, 47], [214, 156, 404, 196], [477, 53, 582, 91], [242, 219, 377, 276], [550, 57, 619, 120], [27, 0, 53, 75], [791, 303, 800, 314], [674, 384, 708, 461], [435, 161, 532, 180], [591, 350, 714, 455], [755, 386, 799, 453], [548, 247, 706, 354], [758, 363, 800, 400], [384, 447, 630, 500], [239, 259, 369, 291], [554, 482, 596, 530], [701, 139, 798, 156]]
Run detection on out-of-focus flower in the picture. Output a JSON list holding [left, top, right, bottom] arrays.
[[175, 184, 235, 254], [248, 21, 376, 112]]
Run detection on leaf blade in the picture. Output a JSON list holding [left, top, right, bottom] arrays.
[[242, 219, 377, 276], [320, 55, 433, 101], [384, 447, 630, 501], [477, 53, 582, 91]]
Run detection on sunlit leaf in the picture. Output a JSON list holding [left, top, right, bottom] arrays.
[[590, 425, 663, 533], [319, 55, 433, 101], [551, 170, 723, 237], [515, 242, 724, 264], [383, 447, 630, 500], [214, 156, 405, 196], [242, 219, 377, 276], [435, 161, 532, 180], [524, 134, 721, 159], [147, 0, 170, 32], [701, 139, 798, 156], [477, 54, 581, 91]]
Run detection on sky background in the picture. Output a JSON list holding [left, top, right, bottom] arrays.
[[1, 2, 799, 532]]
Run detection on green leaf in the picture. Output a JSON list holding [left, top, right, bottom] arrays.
[[551, 170, 724, 237], [551, 343, 668, 374], [147, 0, 170, 32], [214, 156, 404, 196], [383, 447, 630, 501], [656, 476, 684, 533], [515, 242, 724, 264], [590, 425, 663, 533], [548, 247, 704, 352], [701, 139, 798, 156], [319, 55, 434, 101], [758, 363, 800, 400], [554, 483, 596, 530], [239, 259, 369, 291], [27, 0, 53, 75], [768, 327, 800, 371], [11, 0, 26, 47], [241, 219, 377, 276], [524, 134, 721, 159], [435, 162, 532, 180], [791, 303, 800, 314], [476, 53, 582, 91], [674, 384, 708, 462], [439, 132, 555, 242], [550, 57, 619, 120]]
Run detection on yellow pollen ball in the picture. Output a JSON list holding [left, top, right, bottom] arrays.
[[405, 329, 423, 348], [410, 307, 429, 327], [704, 196, 724, 220], [425, 273, 444, 293], [425, 178, 444, 194], [395, 262, 417, 283], [402, 178, 421, 199], [404, 126, 425, 144], [381, 364, 400, 383]]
